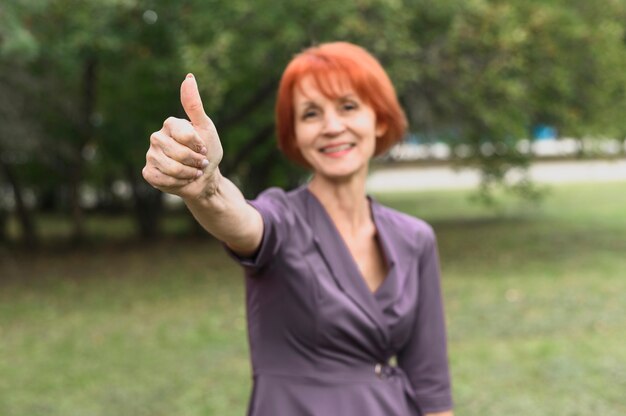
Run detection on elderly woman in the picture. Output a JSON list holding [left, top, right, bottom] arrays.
[[143, 42, 453, 416]]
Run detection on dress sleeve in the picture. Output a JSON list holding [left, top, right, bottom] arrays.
[[222, 187, 292, 271], [397, 226, 453, 413]]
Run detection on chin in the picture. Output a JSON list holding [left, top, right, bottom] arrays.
[[314, 164, 368, 182], [305, 151, 372, 181]]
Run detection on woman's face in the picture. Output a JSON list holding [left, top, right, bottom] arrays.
[[293, 75, 386, 181]]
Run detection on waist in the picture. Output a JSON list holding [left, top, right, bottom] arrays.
[[254, 362, 406, 384], [254, 363, 422, 414]]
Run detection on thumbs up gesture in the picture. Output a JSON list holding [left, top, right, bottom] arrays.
[[142, 74, 223, 199]]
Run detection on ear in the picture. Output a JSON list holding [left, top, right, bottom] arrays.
[[375, 119, 388, 138]]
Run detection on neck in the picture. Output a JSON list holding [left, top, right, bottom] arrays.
[[307, 172, 370, 236]]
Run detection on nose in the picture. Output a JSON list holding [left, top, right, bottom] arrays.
[[322, 110, 345, 137]]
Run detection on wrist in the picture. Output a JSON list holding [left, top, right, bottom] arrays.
[[199, 168, 223, 199], [183, 168, 224, 206]]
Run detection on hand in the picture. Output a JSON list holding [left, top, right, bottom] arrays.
[[142, 74, 224, 199]]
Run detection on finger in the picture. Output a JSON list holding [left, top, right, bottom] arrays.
[[151, 131, 208, 168], [143, 166, 196, 190], [158, 156, 203, 180], [161, 118, 206, 154], [180, 73, 212, 131], [147, 148, 202, 180]]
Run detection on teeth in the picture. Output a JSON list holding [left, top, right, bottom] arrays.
[[321, 144, 353, 153]]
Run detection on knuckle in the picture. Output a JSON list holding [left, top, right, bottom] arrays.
[[188, 100, 202, 113], [149, 132, 161, 147], [176, 130, 192, 144], [172, 165, 184, 177], [164, 176, 179, 187], [145, 151, 156, 164], [178, 149, 193, 165], [163, 117, 176, 128], [186, 131, 198, 143], [142, 169, 158, 188], [179, 128, 196, 144], [169, 123, 193, 143], [192, 155, 204, 168]]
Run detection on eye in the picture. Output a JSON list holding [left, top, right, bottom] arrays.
[[301, 107, 320, 120], [341, 101, 358, 111]]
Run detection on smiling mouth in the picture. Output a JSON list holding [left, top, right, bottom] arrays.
[[319, 143, 355, 154]]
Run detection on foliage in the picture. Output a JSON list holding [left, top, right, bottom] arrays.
[[1, 0, 626, 240]]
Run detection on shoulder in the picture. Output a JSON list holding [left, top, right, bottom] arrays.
[[375, 202, 434, 236], [372, 199, 436, 252], [250, 185, 308, 224], [253, 185, 307, 204], [253, 186, 288, 204]]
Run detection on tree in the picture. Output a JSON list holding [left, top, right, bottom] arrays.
[[1, 0, 186, 240], [395, 0, 626, 199], [2, 0, 626, 243]]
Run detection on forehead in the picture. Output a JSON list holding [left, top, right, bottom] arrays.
[[293, 73, 355, 103]]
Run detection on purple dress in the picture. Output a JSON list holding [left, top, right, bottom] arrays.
[[225, 185, 453, 415]]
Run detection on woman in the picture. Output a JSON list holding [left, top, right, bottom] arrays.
[[143, 42, 453, 416]]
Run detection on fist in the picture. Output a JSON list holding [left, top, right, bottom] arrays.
[[142, 74, 224, 199]]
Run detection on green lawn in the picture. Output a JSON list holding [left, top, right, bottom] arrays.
[[1, 182, 625, 415]]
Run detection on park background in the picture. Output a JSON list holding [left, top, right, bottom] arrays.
[[1, 0, 626, 414]]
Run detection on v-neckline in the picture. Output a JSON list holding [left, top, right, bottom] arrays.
[[303, 187, 396, 296]]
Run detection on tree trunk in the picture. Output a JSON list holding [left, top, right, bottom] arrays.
[[0, 157, 38, 247], [68, 158, 85, 244], [127, 165, 163, 240], [69, 55, 98, 244], [0, 208, 6, 243]]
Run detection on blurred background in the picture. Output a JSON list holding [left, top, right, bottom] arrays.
[[1, 0, 625, 415]]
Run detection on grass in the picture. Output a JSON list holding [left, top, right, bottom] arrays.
[[1, 182, 625, 415]]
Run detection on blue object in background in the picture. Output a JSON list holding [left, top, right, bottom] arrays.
[[533, 124, 558, 141]]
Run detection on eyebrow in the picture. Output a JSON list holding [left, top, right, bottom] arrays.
[[298, 101, 319, 110], [298, 93, 358, 108]]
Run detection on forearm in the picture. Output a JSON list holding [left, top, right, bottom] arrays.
[[183, 169, 263, 256], [425, 411, 453, 416]]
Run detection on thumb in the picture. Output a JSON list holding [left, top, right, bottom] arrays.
[[180, 73, 212, 130]]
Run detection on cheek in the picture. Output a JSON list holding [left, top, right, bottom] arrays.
[[355, 112, 378, 131], [293, 132, 315, 165], [294, 131, 306, 152], [360, 123, 378, 156], [357, 118, 378, 142], [294, 124, 316, 149]]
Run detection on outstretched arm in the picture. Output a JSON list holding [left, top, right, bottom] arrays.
[[142, 74, 263, 256]]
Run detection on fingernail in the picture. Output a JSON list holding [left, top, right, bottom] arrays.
[[187, 73, 194, 79], [200, 146, 207, 155], [196, 170, 203, 178], [201, 159, 209, 168]]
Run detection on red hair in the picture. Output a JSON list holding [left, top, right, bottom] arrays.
[[275, 42, 407, 167]]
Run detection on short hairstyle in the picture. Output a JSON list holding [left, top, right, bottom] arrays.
[[275, 42, 408, 167]]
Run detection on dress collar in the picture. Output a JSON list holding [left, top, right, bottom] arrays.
[[301, 186, 394, 345]]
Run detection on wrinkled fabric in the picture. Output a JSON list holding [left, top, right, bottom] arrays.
[[224, 185, 453, 416]]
